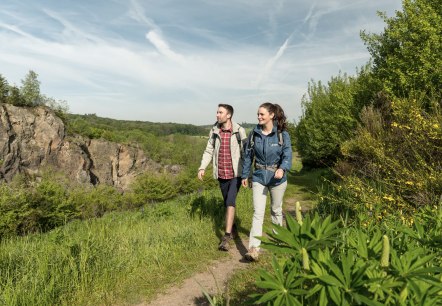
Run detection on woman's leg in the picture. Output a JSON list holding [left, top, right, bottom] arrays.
[[249, 182, 268, 249], [269, 181, 287, 226]]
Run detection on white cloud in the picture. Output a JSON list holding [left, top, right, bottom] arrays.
[[146, 30, 185, 63], [0, 0, 403, 124], [255, 35, 291, 88]]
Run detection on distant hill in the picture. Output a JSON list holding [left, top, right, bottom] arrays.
[[198, 122, 256, 130], [68, 114, 257, 138], [67, 113, 210, 137]]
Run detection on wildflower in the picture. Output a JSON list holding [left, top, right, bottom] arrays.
[[380, 235, 390, 268], [405, 181, 414, 186], [383, 195, 395, 202], [295, 201, 303, 225], [301, 248, 310, 270]]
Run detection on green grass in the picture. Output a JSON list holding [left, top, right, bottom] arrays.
[[284, 152, 327, 210], [0, 189, 254, 306], [0, 152, 322, 306]]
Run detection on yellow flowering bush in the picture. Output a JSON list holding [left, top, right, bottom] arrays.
[[319, 95, 442, 220]]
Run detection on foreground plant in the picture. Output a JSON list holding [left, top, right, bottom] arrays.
[[251, 209, 442, 305]]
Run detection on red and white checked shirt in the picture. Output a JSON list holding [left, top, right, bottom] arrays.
[[217, 127, 234, 179]]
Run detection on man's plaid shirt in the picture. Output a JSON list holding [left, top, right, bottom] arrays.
[[218, 127, 234, 179]]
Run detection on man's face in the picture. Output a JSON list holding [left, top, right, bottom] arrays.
[[216, 107, 231, 124]]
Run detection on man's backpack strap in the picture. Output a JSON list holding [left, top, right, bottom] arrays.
[[247, 130, 255, 150]]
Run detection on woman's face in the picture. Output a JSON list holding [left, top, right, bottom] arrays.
[[257, 107, 274, 126]]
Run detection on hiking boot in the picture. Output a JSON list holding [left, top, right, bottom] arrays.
[[244, 247, 260, 261], [218, 235, 232, 251]]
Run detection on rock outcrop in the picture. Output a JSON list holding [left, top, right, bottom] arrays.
[[0, 104, 161, 189]]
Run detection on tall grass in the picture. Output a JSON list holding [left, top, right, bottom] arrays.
[[0, 189, 254, 305]]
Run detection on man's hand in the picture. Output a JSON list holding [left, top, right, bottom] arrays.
[[198, 169, 205, 181]]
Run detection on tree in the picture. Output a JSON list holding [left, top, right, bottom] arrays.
[[0, 74, 8, 103], [7, 85, 24, 106], [294, 73, 358, 167], [361, 0, 442, 102], [20, 70, 41, 106]]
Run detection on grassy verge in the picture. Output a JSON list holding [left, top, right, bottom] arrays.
[[285, 152, 328, 211], [0, 189, 254, 306], [0, 152, 320, 305]]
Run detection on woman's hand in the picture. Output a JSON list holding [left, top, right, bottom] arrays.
[[242, 178, 249, 188], [274, 169, 284, 179]]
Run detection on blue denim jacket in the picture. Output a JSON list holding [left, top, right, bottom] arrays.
[[241, 125, 292, 186]]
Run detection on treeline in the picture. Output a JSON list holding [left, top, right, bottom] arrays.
[[0, 71, 68, 118], [294, 0, 441, 217], [67, 113, 209, 137]]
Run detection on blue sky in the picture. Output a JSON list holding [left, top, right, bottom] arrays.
[[0, 0, 402, 125]]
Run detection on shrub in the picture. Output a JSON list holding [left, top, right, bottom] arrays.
[[320, 96, 442, 218], [294, 73, 359, 167], [251, 209, 442, 305]]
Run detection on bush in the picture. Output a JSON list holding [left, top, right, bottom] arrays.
[[319, 96, 442, 218], [294, 73, 359, 167]]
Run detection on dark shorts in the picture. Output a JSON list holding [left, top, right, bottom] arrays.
[[218, 177, 241, 207]]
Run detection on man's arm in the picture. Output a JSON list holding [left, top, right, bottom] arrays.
[[198, 130, 215, 180]]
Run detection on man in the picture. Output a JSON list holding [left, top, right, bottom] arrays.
[[198, 104, 247, 251]]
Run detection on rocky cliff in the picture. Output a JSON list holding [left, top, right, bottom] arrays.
[[0, 104, 162, 189]]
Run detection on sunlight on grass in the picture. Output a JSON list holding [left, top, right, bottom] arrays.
[[0, 190, 254, 306]]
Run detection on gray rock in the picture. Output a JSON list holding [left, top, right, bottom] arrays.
[[0, 103, 162, 190]]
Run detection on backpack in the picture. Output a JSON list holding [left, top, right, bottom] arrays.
[[211, 122, 245, 150], [247, 129, 284, 150]]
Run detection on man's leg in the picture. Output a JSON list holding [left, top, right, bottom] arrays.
[[218, 178, 241, 251], [225, 206, 235, 235], [226, 177, 242, 238]]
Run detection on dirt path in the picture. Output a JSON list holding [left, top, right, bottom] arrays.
[[137, 195, 303, 306], [138, 238, 250, 306]]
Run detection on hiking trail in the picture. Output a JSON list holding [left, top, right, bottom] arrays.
[[137, 195, 302, 306]]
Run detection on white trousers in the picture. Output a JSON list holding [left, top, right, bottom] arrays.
[[249, 181, 287, 249]]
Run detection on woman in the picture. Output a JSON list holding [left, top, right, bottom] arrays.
[[241, 102, 292, 261]]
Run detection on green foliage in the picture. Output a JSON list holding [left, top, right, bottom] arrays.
[[260, 213, 342, 257], [320, 96, 442, 218], [294, 73, 359, 167], [0, 173, 74, 237], [130, 173, 178, 204], [0, 74, 8, 103], [66, 114, 209, 167], [6, 85, 24, 106], [68, 184, 124, 219], [67, 113, 208, 138], [0, 168, 208, 239], [0, 193, 231, 305], [251, 210, 442, 305], [0, 71, 69, 117], [361, 0, 442, 102], [20, 70, 42, 106]]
